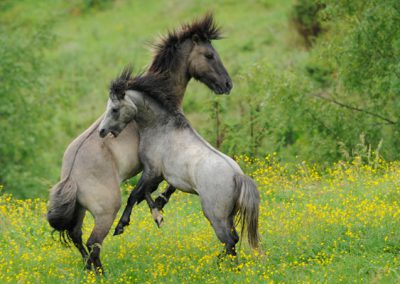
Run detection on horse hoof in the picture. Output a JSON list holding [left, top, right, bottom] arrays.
[[151, 208, 164, 228], [155, 215, 164, 228], [95, 267, 105, 276], [113, 225, 124, 236]]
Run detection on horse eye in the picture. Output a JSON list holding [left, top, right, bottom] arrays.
[[111, 108, 118, 114], [205, 53, 214, 60]]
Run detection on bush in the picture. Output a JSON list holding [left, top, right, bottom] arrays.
[[308, 0, 400, 159], [208, 0, 400, 163], [291, 0, 325, 48], [0, 2, 57, 197]]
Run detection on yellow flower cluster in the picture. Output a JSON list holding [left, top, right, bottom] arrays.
[[0, 156, 400, 282]]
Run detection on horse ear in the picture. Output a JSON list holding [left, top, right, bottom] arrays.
[[192, 34, 200, 44]]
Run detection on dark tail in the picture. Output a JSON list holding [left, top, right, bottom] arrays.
[[47, 177, 79, 240], [234, 174, 260, 250]]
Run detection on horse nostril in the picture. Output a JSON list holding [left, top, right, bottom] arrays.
[[99, 129, 106, 137], [226, 80, 232, 89]]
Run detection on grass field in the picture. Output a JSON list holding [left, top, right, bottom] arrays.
[[1, 156, 400, 283], [2, 0, 400, 283]]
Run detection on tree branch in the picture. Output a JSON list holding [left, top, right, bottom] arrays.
[[313, 93, 397, 125]]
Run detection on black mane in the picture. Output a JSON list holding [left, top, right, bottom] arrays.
[[149, 13, 222, 73], [109, 67, 189, 128]]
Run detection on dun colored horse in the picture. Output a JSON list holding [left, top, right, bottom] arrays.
[[47, 14, 232, 273]]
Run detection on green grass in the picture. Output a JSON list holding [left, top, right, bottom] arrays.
[[1, 158, 400, 282], [2, 1, 400, 281]]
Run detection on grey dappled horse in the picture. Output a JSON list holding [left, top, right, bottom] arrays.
[[47, 14, 232, 273], [99, 69, 260, 257]]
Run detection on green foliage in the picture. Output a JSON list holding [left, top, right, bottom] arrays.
[[0, 2, 58, 196], [208, 0, 400, 164], [306, 0, 400, 159], [291, 0, 325, 47], [2, 0, 400, 197], [83, 0, 114, 11]]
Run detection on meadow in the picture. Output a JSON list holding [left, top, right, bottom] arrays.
[[1, 156, 400, 283], [1, 0, 400, 282]]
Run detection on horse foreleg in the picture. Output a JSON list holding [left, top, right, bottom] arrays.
[[113, 188, 140, 236], [134, 180, 166, 227], [114, 175, 162, 235], [144, 191, 164, 228], [154, 185, 176, 211]]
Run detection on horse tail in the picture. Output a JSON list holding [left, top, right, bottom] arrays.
[[47, 177, 79, 243], [234, 174, 260, 251]]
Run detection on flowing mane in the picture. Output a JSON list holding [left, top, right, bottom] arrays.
[[109, 67, 188, 128], [149, 13, 222, 73]]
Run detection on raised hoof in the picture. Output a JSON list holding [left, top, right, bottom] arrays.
[[151, 208, 164, 228], [154, 197, 166, 211], [113, 224, 125, 236]]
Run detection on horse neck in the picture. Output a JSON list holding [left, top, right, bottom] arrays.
[[127, 91, 168, 126], [169, 69, 190, 108], [151, 40, 193, 108]]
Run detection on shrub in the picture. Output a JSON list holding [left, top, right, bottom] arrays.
[[0, 2, 56, 197], [291, 0, 325, 48]]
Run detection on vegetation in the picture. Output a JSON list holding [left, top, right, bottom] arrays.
[[1, 157, 400, 282], [1, 0, 400, 281], [1, 0, 399, 197]]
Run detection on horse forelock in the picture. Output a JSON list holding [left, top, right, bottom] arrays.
[[149, 13, 222, 73], [109, 66, 134, 100]]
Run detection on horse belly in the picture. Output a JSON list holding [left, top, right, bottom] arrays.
[[165, 174, 197, 194]]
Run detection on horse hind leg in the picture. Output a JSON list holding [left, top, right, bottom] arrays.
[[201, 203, 238, 256], [227, 215, 239, 255], [83, 183, 121, 274], [67, 206, 88, 263], [86, 212, 118, 274], [215, 219, 239, 256]]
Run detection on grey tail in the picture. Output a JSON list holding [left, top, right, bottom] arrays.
[[234, 174, 260, 250], [46, 177, 78, 244]]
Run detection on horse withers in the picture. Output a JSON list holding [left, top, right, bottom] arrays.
[[99, 69, 260, 257]]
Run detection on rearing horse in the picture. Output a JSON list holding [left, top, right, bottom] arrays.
[[47, 14, 232, 273], [99, 69, 260, 257]]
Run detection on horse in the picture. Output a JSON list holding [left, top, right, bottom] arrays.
[[99, 68, 260, 257], [47, 14, 232, 273]]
